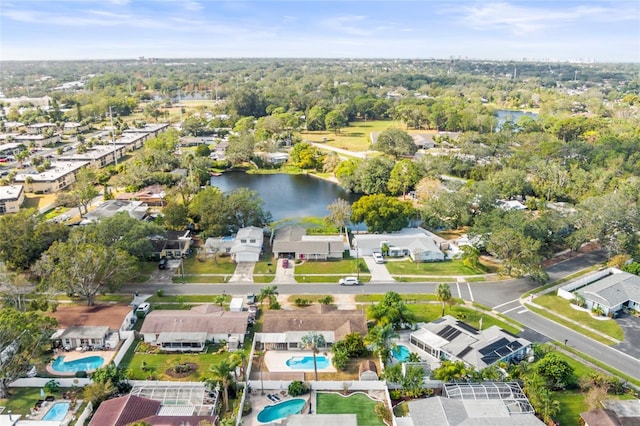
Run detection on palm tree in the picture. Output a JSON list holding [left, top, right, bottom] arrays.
[[209, 360, 235, 413], [301, 331, 326, 382], [230, 349, 248, 381], [406, 352, 422, 363], [259, 285, 279, 308], [436, 283, 452, 317], [364, 324, 398, 365]]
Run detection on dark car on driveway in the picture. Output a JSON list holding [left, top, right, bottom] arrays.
[[282, 258, 289, 268]]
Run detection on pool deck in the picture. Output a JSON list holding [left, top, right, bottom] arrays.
[[264, 351, 336, 373], [26, 399, 83, 423], [244, 390, 314, 426], [45, 349, 117, 376]]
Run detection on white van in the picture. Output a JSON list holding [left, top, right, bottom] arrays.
[[136, 302, 151, 316], [373, 252, 384, 264]]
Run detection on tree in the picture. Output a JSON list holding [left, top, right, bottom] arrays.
[[33, 235, 137, 305], [289, 142, 324, 170], [436, 283, 452, 317], [372, 128, 417, 159], [83, 380, 116, 406], [354, 156, 395, 195], [326, 198, 352, 233], [432, 360, 472, 382], [225, 132, 255, 166], [162, 202, 190, 230], [223, 188, 272, 232], [306, 105, 328, 131], [364, 324, 398, 365], [387, 160, 423, 197], [209, 359, 235, 413], [301, 331, 327, 381], [91, 362, 131, 394], [0, 209, 69, 271], [72, 168, 100, 215], [487, 228, 546, 280], [325, 109, 347, 134], [0, 309, 58, 398], [258, 285, 278, 308], [367, 291, 416, 329], [351, 194, 415, 233], [195, 144, 211, 157], [535, 353, 575, 390]]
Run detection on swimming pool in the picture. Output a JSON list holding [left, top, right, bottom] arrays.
[[392, 345, 410, 361], [42, 401, 70, 421], [52, 355, 104, 372], [257, 398, 306, 423], [286, 355, 330, 370]]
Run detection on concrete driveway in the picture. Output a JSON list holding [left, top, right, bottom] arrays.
[[229, 262, 256, 283], [272, 258, 296, 284], [364, 255, 394, 282]]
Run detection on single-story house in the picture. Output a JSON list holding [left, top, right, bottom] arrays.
[[402, 382, 543, 426], [89, 393, 217, 426], [580, 399, 640, 426], [409, 316, 531, 371], [149, 230, 192, 259], [558, 267, 640, 316], [52, 326, 109, 350], [140, 304, 249, 351], [205, 226, 264, 262], [116, 184, 166, 206], [354, 228, 445, 262], [81, 200, 148, 224], [48, 304, 136, 349], [256, 304, 368, 351], [272, 225, 346, 260]]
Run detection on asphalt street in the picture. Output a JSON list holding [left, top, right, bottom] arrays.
[[127, 249, 640, 380]]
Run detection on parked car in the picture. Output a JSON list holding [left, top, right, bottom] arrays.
[[282, 258, 289, 268], [246, 293, 256, 304], [339, 276, 362, 286], [158, 258, 168, 269], [136, 302, 151, 316], [373, 252, 384, 264]]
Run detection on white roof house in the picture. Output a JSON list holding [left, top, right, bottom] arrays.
[[354, 228, 445, 261], [204, 226, 264, 262]]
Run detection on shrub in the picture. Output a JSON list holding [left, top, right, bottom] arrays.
[[288, 381, 309, 397], [374, 402, 392, 424], [75, 371, 88, 378], [294, 298, 311, 307], [156, 289, 164, 297], [319, 295, 334, 305]]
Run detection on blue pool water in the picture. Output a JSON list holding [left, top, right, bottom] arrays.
[[285, 356, 329, 370], [42, 402, 70, 421], [257, 398, 306, 423], [52, 355, 104, 372], [392, 345, 410, 361]]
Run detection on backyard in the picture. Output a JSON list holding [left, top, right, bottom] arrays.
[[119, 340, 237, 381], [316, 392, 386, 426]]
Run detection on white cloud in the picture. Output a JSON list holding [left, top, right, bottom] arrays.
[[320, 15, 371, 36]]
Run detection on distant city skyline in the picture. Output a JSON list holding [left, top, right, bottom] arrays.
[[1, 0, 639, 63]]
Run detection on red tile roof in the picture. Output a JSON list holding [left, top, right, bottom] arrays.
[[89, 395, 160, 426]]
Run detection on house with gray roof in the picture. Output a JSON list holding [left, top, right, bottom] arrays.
[[409, 316, 531, 371], [204, 226, 264, 262], [558, 267, 640, 316], [353, 228, 445, 262], [401, 382, 543, 426], [272, 225, 346, 261]]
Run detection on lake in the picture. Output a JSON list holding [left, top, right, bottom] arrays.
[[495, 109, 538, 131], [210, 172, 361, 221]]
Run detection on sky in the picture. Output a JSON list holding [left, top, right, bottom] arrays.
[[1, 0, 639, 62]]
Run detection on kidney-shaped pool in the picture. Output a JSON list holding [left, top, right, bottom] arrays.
[[257, 398, 306, 423], [52, 355, 105, 373]]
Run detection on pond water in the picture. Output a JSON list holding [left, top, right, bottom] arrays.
[[210, 173, 360, 222], [495, 109, 538, 131]]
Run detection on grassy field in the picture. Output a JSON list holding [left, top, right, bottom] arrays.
[[316, 392, 386, 426], [119, 340, 234, 381], [22, 193, 58, 210], [183, 256, 237, 274], [146, 294, 230, 303], [531, 295, 624, 341], [299, 119, 404, 152], [385, 259, 487, 276]]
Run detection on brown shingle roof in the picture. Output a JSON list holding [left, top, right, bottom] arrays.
[[89, 394, 160, 426], [140, 304, 249, 335], [261, 305, 367, 337], [580, 409, 622, 426], [48, 304, 132, 330]]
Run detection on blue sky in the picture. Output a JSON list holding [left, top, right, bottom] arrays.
[[1, 0, 639, 62]]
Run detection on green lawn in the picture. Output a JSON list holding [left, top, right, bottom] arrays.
[[183, 256, 237, 274], [528, 305, 616, 346], [316, 392, 386, 426], [42, 206, 70, 220], [385, 260, 486, 276], [553, 391, 586, 426], [0, 387, 73, 416], [531, 295, 624, 341], [294, 259, 369, 274], [119, 340, 235, 381], [405, 304, 522, 335], [394, 277, 457, 283]]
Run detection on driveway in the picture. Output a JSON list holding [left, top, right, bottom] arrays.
[[272, 258, 296, 284], [613, 312, 640, 358], [229, 262, 256, 283], [363, 255, 394, 282]]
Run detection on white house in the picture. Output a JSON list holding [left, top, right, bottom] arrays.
[[204, 226, 264, 262], [354, 228, 445, 262]]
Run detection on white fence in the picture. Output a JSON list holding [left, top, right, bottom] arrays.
[[74, 401, 93, 426], [10, 377, 92, 387], [558, 268, 611, 301], [248, 380, 388, 392], [112, 332, 137, 367]]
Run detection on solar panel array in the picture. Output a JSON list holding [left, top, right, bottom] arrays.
[[436, 325, 462, 341], [479, 338, 524, 365]]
